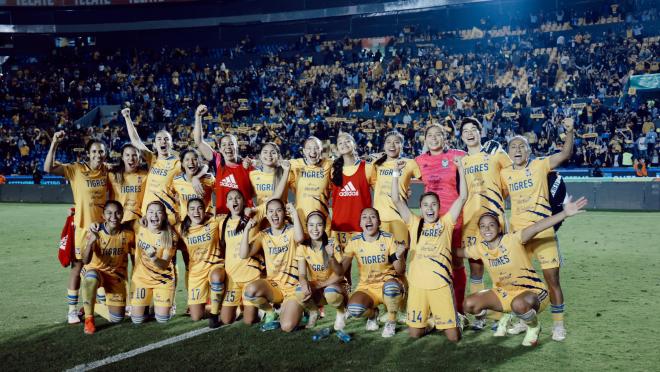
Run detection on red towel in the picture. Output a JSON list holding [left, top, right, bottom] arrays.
[[58, 208, 75, 267]]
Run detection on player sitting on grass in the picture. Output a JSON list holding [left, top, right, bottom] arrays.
[[327, 208, 406, 338], [391, 157, 467, 342], [295, 211, 349, 331], [81, 201, 135, 334], [458, 196, 588, 346]]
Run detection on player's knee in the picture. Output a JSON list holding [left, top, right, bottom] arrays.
[[408, 327, 425, 339], [280, 320, 297, 333], [347, 303, 368, 318], [109, 312, 124, 323], [463, 296, 479, 314], [445, 330, 461, 343], [511, 297, 532, 315], [323, 287, 344, 308], [383, 281, 402, 299]]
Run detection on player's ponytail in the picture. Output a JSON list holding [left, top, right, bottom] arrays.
[[331, 155, 345, 187]]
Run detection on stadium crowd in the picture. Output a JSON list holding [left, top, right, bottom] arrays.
[[0, 1, 658, 178]]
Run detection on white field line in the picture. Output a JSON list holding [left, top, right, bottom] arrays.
[[66, 325, 224, 372]]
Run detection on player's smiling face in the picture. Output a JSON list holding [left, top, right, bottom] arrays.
[[182, 152, 200, 176], [508, 138, 530, 166], [306, 214, 325, 241], [226, 190, 244, 217], [88, 143, 107, 169], [384, 134, 402, 159], [336, 134, 355, 156], [187, 200, 206, 225], [424, 126, 445, 152], [122, 146, 140, 172], [154, 131, 172, 157], [360, 208, 380, 237], [260, 144, 279, 167], [219, 136, 238, 163], [303, 138, 322, 165], [478, 215, 500, 243], [104, 203, 123, 229], [420, 195, 440, 223], [146, 203, 166, 229], [266, 200, 286, 229], [461, 123, 481, 148]]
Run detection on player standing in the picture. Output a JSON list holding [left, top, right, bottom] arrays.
[[170, 149, 215, 222], [108, 144, 148, 223], [249, 143, 291, 206]]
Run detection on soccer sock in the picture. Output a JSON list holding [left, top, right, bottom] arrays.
[[108, 311, 124, 323], [515, 309, 538, 328], [67, 289, 79, 313], [80, 274, 98, 318], [469, 276, 484, 295], [210, 281, 225, 315], [347, 303, 368, 318], [94, 287, 110, 321], [244, 294, 272, 312], [323, 287, 344, 309], [551, 303, 565, 326], [452, 266, 467, 313], [383, 282, 402, 322], [155, 313, 171, 323]]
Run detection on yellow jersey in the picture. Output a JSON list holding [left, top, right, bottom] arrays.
[[170, 173, 215, 220], [371, 158, 421, 222], [249, 167, 289, 205], [461, 151, 511, 225], [222, 214, 263, 283], [84, 224, 134, 281], [501, 158, 554, 233], [290, 158, 332, 216], [132, 225, 178, 288], [253, 225, 299, 287], [108, 170, 148, 222], [141, 152, 181, 215], [62, 162, 108, 228], [466, 231, 546, 292], [295, 242, 343, 283], [179, 216, 224, 275], [406, 214, 456, 289], [344, 231, 398, 286]]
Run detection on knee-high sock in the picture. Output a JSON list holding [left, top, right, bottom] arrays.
[[452, 266, 467, 313], [210, 281, 225, 315], [515, 309, 538, 327], [67, 289, 79, 313], [469, 276, 484, 295], [383, 282, 403, 322], [81, 274, 99, 319], [551, 303, 565, 325]]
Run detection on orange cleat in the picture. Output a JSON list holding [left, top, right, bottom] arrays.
[[84, 317, 96, 335]]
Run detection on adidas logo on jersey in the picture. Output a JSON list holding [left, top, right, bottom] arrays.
[[219, 174, 239, 189], [339, 181, 359, 197]]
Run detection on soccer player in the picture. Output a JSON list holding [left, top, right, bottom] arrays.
[[193, 104, 255, 214], [415, 124, 468, 313], [501, 117, 575, 341], [327, 208, 406, 338], [249, 143, 291, 206], [170, 149, 215, 222], [80, 201, 135, 334], [44, 130, 108, 324], [391, 156, 467, 342], [219, 189, 263, 325], [331, 132, 373, 249], [458, 196, 588, 346], [108, 144, 148, 223], [371, 131, 421, 247], [241, 200, 305, 332], [295, 211, 348, 331], [130, 201, 178, 324], [178, 198, 225, 327], [459, 117, 512, 329]]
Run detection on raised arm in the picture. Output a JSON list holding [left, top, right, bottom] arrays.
[[121, 108, 151, 155], [392, 242, 406, 275], [447, 156, 467, 223], [270, 160, 291, 202], [82, 224, 100, 265], [286, 202, 304, 243], [297, 255, 312, 301], [43, 130, 66, 176], [521, 196, 588, 244], [391, 160, 412, 224], [239, 218, 261, 259], [549, 117, 575, 169], [193, 104, 215, 162], [324, 240, 346, 276]]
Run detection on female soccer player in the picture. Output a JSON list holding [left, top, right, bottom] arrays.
[[130, 201, 178, 324], [108, 144, 148, 223], [501, 117, 575, 341], [459, 117, 511, 329], [327, 208, 406, 338], [295, 211, 348, 331], [81, 201, 135, 334], [219, 189, 264, 325], [193, 104, 255, 214], [44, 130, 108, 324], [371, 131, 421, 247], [391, 156, 467, 342], [170, 149, 215, 222], [249, 142, 291, 206], [415, 124, 468, 313], [178, 198, 225, 327], [458, 196, 587, 346], [241, 200, 305, 332], [331, 132, 373, 249]]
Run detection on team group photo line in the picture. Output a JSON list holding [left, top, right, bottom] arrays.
[[47, 103, 586, 347]]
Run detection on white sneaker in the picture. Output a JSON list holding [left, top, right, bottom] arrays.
[[366, 309, 379, 331], [334, 312, 346, 331], [471, 317, 487, 331], [552, 324, 567, 341], [493, 313, 513, 337], [257, 309, 265, 321], [306, 311, 319, 329], [507, 319, 528, 335], [125, 305, 132, 318], [67, 310, 81, 324], [522, 323, 541, 347], [381, 321, 396, 338]]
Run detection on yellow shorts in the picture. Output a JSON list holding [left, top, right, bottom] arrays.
[[268, 280, 298, 304], [526, 232, 562, 270], [380, 220, 409, 246], [187, 264, 225, 305], [494, 286, 550, 313], [331, 231, 359, 250], [354, 277, 402, 307], [296, 283, 350, 307], [130, 281, 175, 308], [81, 269, 127, 307], [74, 227, 89, 260], [223, 275, 256, 307], [406, 285, 459, 330]]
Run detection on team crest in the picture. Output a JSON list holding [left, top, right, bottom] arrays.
[[379, 243, 386, 252], [525, 168, 532, 178], [442, 159, 449, 168]]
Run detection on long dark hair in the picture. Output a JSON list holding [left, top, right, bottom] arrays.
[[219, 189, 249, 251], [416, 192, 440, 244], [109, 144, 144, 185], [181, 198, 207, 237], [374, 131, 405, 166], [332, 133, 357, 187]]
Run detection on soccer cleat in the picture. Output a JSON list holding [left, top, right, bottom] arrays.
[[522, 324, 541, 347], [493, 313, 514, 337], [381, 321, 396, 338], [84, 317, 96, 335], [305, 311, 319, 329], [507, 319, 528, 335], [333, 312, 346, 331], [366, 309, 379, 331], [260, 311, 280, 332], [208, 314, 221, 329], [471, 317, 487, 331], [552, 324, 567, 341], [68, 310, 81, 324]]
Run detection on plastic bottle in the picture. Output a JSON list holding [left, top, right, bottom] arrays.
[[335, 330, 352, 343], [312, 327, 331, 341]]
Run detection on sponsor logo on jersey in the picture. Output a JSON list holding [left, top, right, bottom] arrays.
[[339, 181, 359, 197], [442, 159, 449, 168], [219, 174, 239, 189]]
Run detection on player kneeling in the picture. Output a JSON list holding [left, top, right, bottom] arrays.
[[295, 211, 349, 331], [328, 208, 406, 338], [81, 201, 135, 334], [459, 197, 588, 346]]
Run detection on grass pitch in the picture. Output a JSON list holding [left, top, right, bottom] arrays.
[[0, 203, 658, 371]]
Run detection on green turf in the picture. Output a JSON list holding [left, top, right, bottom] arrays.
[[1, 204, 657, 371]]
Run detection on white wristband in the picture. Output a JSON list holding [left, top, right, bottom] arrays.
[[392, 170, 402, 178]]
